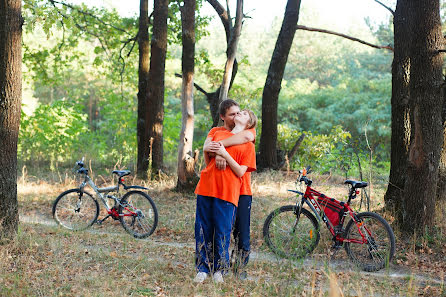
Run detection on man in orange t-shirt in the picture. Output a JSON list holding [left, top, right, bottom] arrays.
[[206, 126, 256, 279], [194, 100, 256, 284]]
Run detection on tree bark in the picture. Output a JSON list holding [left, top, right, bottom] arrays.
[[384, 0, 412, 216], [259, 0, 301, 169], [176, 0, 199, 191], [147, 0, 168, 175], [136, 0, 150, 178], [401, 0, 444, 233], [437, 91, 446, 202], [137, 0, 168, 178], [0, 0, 22, 242]]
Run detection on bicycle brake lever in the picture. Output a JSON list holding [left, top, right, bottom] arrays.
[[306, 165, 312, 174]]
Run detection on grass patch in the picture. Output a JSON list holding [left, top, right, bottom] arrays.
[[2, 170, 444, 296]]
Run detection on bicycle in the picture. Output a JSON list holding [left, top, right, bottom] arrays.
[[52, 159, 158, 238], [263, 167, 395, 272]]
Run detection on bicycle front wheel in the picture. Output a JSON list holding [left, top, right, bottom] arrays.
[[52, 189, 99, 231], [344, 211, 395, 272], [263, 206, 320, 259], [119, 191, 158, 238]]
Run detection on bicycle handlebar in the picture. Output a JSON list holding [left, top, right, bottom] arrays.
[[299, 175, 312, 186], [75, 158, 88, 175], [297, 166, 313, 186]]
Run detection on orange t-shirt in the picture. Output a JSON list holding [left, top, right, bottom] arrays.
[[206, 127, 257, 196], [195, 129, 256, 206]]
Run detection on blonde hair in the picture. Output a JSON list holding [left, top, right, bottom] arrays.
[[243, 109, 257, 129]]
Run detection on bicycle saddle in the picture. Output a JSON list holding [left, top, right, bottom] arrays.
[[344, 180, 368, 188], [112, 170, 131, 177]]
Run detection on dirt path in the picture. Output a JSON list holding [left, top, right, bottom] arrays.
[[19, 212, 444, 288]]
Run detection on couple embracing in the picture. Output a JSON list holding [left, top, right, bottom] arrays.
[[194, 99, 257, 283]]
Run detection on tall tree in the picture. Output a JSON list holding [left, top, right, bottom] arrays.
[[259, 0, 301, 169], [198, 0, 241, 127], [217, 0, 243, 103], [176, 0, 199, 191], [383, 0, 411, 217], [137, 0, 151, 178], [137, 0, 169, 178], [0, 0, 22, 241], [401, 0, 444, 233]]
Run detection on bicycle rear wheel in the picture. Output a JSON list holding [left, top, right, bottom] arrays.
[[263, 205, 320, 259], [52, 189, 99, 231], [344, 211, 395, 272], [119, 191, 158, 238]]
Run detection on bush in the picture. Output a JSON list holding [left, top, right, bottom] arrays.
[[19, 99, 88, 168]]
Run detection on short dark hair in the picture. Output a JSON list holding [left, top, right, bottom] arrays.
[[218, 99, 239, 117]]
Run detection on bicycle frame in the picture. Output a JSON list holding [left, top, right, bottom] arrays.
[[78, 173, 138, 219], [289, 183, 371, 245]]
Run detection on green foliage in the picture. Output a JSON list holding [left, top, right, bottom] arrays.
[[278, 75, 391, 162], [277, 125, 352, 173], [167, 0, 211, 46], [19, 99, 88, 166], [163, 97, 182, 167], [85, 90, 137, 164], [19, 0, 393, 178]]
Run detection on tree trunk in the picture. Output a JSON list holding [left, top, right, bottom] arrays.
[[384, 0, 412, 216], [206, 0, 240, 127], [436, 89, 446, 202], [218, 0, 243, 102], [0, 0, 22, 242], [136, 0, 150, 178], [147, 0, 168, 175], [176, 0, 199, 191], [137, 0, 168, 178], [259, 0, 301, 169], [401, 0, 444, 233]]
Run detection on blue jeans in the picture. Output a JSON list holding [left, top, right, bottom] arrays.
[[233, 195, 252, 266], [195, 195, 236, 274]]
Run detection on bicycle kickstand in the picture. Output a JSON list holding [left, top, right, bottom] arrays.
[[97, 214, 111, 225]]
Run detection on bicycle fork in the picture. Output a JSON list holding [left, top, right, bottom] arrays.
[[292, 200, 304, 231]]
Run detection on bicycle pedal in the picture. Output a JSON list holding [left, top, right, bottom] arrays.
[[331, 241, 343, 250], [96, 220, 103, 225]]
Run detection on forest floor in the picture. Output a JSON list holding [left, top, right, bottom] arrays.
[[1, 170, 445, 296]]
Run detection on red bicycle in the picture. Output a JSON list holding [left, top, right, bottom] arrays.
[[263, 167, 395, 272]]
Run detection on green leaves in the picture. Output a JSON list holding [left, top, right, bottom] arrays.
[[19, 100, 88, 165]]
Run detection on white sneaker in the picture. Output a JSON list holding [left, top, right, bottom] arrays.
[[213, 271, 224, 283], [194, 272, 208, 283]]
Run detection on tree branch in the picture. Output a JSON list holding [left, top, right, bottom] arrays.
[[49, 0, 128, 33], [206, 0, 230, 42], [278, 133, 306, 170], [175, 73, 209, 96], [374, 0, 394, 15], [296, 25, 394, 52], [287, 133, 305, 161]]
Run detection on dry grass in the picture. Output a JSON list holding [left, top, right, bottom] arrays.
[[1, 170, 444, 296]]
